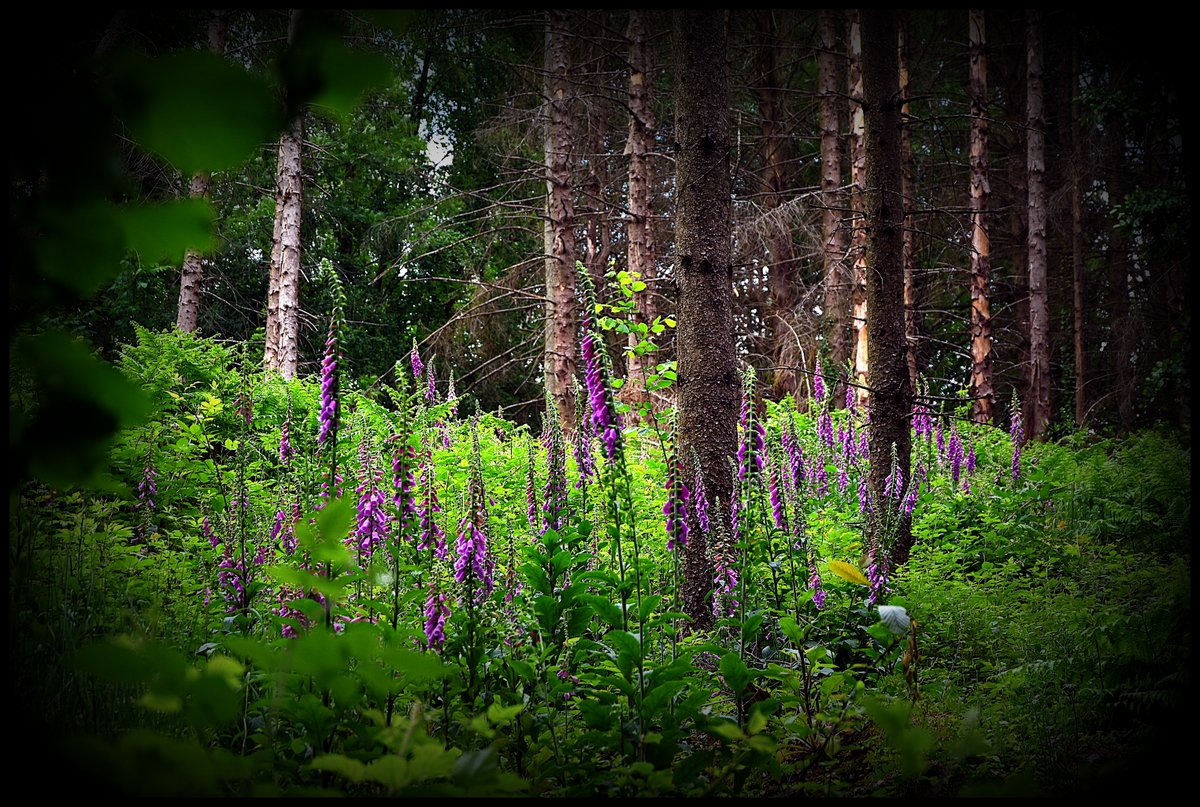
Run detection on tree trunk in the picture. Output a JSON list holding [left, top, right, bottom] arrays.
[[861, 9, 913, 565], [622, 9, 658, 423], [175, 11, 228, 334], [674, 10, 736, 629], [543, 10, 578, 431], [754, 11, 801, 400], [265, 11, 303, 380], [847, 11, 870, 408], [968, 9, 994, 424], [1026, 10, 1051, 439], [818, 11, 848, 405], [899, 14, 918, 395], [1069, 28, 1087, 428]]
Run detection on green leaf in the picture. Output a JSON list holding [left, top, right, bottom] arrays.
[[311, 754, 366, 784], [34, 203, 125, 297], [295, 497, 355, 565], [826, 559, 870, 586], [486, 701, 524, 726], [719, 652, 751, 694], [740, 612, 765, 647], [120, 199, 216, 265], [878, 604, 911, 635], [109, 50, 282, 174], [709, 720, 744, 741], [265, 565, 347, 602], [580, 594, 623, 629], [630, 280, 647, 293]]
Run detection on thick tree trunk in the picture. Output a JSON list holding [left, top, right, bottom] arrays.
[[622, 9, 658, 423], [175, 11, 228, 334], [755, 11, 801, 400], [1026, 10, 1051, 439], [674, 10, 736, 629], [899, 14, 918, 395], [847, 11, 870, 408], [264, 113, 304, 380], [818, 10, 848, 402], [543, 10, 578, 431], [265, 11, 303, 380], [968, 9, 994, 424], [861, 9, 913, 565]]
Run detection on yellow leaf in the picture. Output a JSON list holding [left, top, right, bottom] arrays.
[[826, 559, 870, 586]]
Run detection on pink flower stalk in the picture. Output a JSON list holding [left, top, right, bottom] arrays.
[[813, 357, 826, 402], [417, 456, 447, 559], [542, 426, 568, 534], [581, 319, 621, 461], [1010, 395, 1024, 481], [202, 515, 219, 548], [664, 456, 691, 551], [866, 542, 889, 606], [857, 475, 871, 514], [711, 543, 740, 618], [353, 442, 389, 560], [769, 463, 787, 531], [693, 467, 710, 534], [391, 438, 417, 518], [818, 409, 834, 449], [318, 324, 339, 447], [808, 556, 827, 610], [423, 582, 450, 651], [138, 464, 157, 511], [410, 338, 424, 379], [279, 418, 293, 466], [454, 513, 494, 600], [425, 360, 437, 404], [948, 426, 964, 485], [935, 418, 946, 460], [846, 383, 857, 412], [525, 444, 539, 531]]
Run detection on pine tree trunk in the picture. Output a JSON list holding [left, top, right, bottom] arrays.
[[674, 10, 736, 629], [265, 11, 303, 380], [847, 11, 870, 408], [899, 14, 918, 395], [818, 10, 848, 404], [1105, 113, 1134, 431], [861, 9, 913, 565], [175, 11, 227, 334], [622, 9, 658, 423], [968, 9, 995, 423], [1026, 10, 1051, 439], [755, 11, 800, 400], [543, 10, 578, 431]]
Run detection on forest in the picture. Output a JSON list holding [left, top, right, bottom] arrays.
[[9, 8, 1190, 798]]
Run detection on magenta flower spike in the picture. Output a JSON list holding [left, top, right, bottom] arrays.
[[318, 324, 339, 447], [410, 338, 425, 380], [423, 582, 450, 651]]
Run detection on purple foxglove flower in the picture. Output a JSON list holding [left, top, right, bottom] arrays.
[[410, 338, 425, 379], [866, 543, 889, 606], [391, 439, 417, 517], [138, 464, 157, 511], [837, 464, 850, 494], [280, 419, 293, 466], [526, 445, 539, 531], [542, 426, 568, 534], [318, 325, 339, 447], [202, 515, 219, 548], [966, 442, 977, 475], [418, 460, 447, 560], [692, 467, 710, 533], [425, 360, 437, 403], [903, 465, 921, 516], [846, 383, 857, 411], [423, 583, 450, 651], [813, 357, 826, 402], [857, 475, 870, 514], [1010, 396, 1024, 481], [665, 457, 692, 551], [353, 443, 389, 560], [935, 418, 946, 460], [808, 556, 826, 610], [818, 409, 834, 450], [711, 543, 739, 618], [581, 320, 622, 462], [813, 461, 829, 498], [948, 427, 964, 485], [769, 464, 786, 530]]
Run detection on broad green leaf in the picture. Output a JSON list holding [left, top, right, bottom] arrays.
[[877, 604, 911, 635], [34, 203, 125, 297], [121, 199, 216, 265], [719, 652, 751, 694], [708, 720, 744, 741], [109, 50, 282, 174], [265, 565, 347, 602], [580, 594, 623, 628]]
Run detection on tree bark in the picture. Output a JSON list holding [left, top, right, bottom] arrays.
[[847, 11, 870, 408], [754, 11, 801, 400], [861, 9, 913, 565], [1105, 109, 1134, 431], [265, 10, 303, 380], [176, 11, 228, 334], [968, 9, 995, 424], [674, 10, 736, 629], [543, 10, 578, 431], [622, 9, 658, 423], [818, 10, 848, 404], [1026, 10, 1051, 439]]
